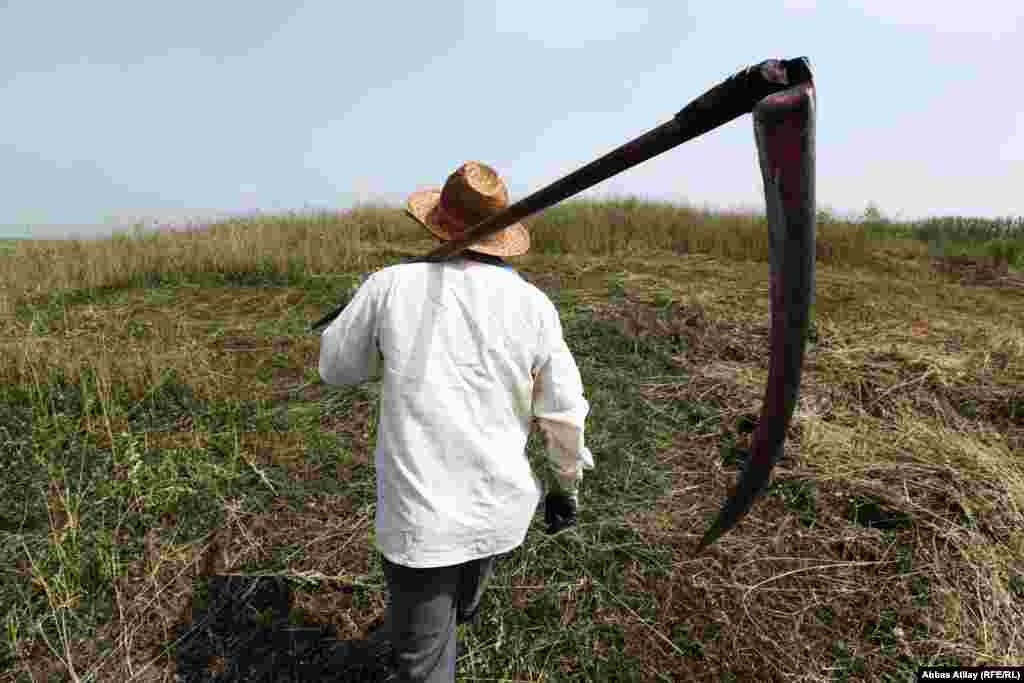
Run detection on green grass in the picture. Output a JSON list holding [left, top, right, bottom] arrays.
[[864, 213, 1024, 269]]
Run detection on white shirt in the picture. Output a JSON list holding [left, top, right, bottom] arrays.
[[318, 257, 594, 568]]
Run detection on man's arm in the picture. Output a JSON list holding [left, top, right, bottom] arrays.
[[318, 274, 382, 386], [531, 303, 594, 501]]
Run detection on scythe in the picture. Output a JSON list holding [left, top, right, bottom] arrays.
[[696, 81, 816, 553], [311, 58, 817, 553]]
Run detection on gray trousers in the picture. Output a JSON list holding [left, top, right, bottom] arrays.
[[379, 554, 496, 683]]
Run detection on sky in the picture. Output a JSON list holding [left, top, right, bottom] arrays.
[[1, 1, 1021, 239]]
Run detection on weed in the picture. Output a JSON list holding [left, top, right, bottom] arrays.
[[769, 478, 818, 527]]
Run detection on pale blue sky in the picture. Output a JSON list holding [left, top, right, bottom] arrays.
[[2, 1, 1021, 238]]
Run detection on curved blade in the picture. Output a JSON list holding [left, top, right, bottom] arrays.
[[696, 82, 817, 554]]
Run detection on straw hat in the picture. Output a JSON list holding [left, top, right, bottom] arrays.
[[406, 161, 530, 257]]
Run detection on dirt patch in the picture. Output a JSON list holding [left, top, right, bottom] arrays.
[[519, 270, 564, 296], [267, 366, 310, 399], [320, 398, 376, 461], [930, 254, 1024, 289], [590, 297, 771, 369]]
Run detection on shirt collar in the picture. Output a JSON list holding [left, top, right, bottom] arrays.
[[462, 250, 513, 270]]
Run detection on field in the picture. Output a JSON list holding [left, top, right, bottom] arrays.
[[1, 201, 1023, 681]]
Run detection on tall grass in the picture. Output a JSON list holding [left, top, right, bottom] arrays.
[[910, 215, 1024, 243], [2, 200, 1019, 316], [857, 213, 1024, 266], [1, 199, 883, 311], [0, 207, 414, 316], [530, 198, 872, 265], [908, 216, 1024, 266]]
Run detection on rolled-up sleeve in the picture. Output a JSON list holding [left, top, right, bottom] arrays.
[[532, 300, 594, 497], [319, 274, 382, 386]]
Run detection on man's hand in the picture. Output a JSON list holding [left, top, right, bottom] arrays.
[[544, 492, 577, 534]]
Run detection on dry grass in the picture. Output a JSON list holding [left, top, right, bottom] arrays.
[[585, 255, 1024, 679], [0, 206, 413, 312], [0, 200, 887, 315], [2, 202, 1023, 681]]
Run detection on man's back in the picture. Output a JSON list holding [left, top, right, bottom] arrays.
[[319, 257, 592, 569]]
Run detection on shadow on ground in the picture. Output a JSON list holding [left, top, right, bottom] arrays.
[[171, 575, 394, 682]]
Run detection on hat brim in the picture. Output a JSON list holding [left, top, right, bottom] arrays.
[[406, 189, 530, 257]]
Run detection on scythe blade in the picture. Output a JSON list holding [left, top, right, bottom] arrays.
[[696, 81, 817, 553]]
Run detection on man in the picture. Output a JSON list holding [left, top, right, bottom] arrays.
[[318, 160, 594, 682]]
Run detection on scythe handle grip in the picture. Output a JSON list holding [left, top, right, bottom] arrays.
[[673, 57, 813, 144]]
